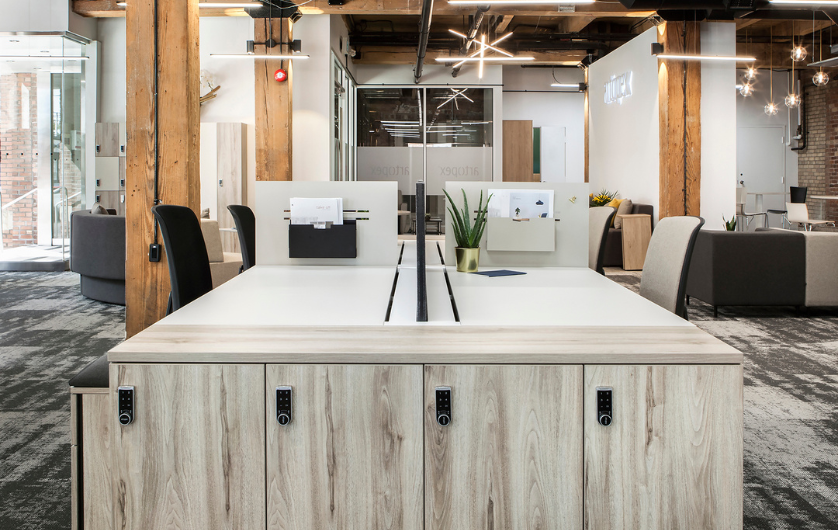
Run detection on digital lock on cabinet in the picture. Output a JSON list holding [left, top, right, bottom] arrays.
[[435, 387, 452, 426], [276, 386, 292, 426], [597, 387, 613, 427]]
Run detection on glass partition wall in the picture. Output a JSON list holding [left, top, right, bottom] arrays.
[[0, 33, 91, 267], [357, 86, 494, 234]]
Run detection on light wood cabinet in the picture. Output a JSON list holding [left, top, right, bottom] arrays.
[[110, 364, 266, 530], [71, 390, 113, 530], [217, 123, 247, 253], [502, 120, 535, 182], [95, 123, 121, 157], [584, 365, 743, 530], [266, 365, 424, 530], [424, 365, 584, 529]]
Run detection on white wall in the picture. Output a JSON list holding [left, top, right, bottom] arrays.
[[736, 68, 799, 216], [700, 22, 737, 230], [97, 18, 126, 123], [588, 27, 661, 219], [292, 15, 332, 181], [502, 66, 585, 183], [329, 14, 355, 78], [199, 17, 255, 124]]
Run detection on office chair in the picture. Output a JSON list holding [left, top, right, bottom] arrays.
[[228, 205, 256, 272], [589, 206, 616, 275], [151, 205, 214, 314], [768, 186, 807, 228], [640, 216, 705, 319]]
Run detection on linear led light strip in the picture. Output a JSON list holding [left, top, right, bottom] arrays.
[[0, 55, 88, 61], [448, 0, 594, 4], [116, 2, 265, 7], [449, 29, 511, 57], [768, 1, 838, 4], [656, 54, 756, 62], [551, 83, 582, 88], [210, 53, 309, 59], [446, 31, 515, 70], [436, 56, 535, 63], [437, 89, 473, 109]]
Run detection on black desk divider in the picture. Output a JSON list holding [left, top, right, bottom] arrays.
[[416, 182, 428, 322], [288, 220, 357, 258]]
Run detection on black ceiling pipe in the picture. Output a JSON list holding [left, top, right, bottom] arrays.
[[452, 6, 490, 78], [414, 0, 435, 84]]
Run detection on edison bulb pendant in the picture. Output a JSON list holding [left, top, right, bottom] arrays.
[[791, 46, 808, 62], [785, 93, 801, 108], [739, 83, 754, 97], [744, 66, 757, 81], [765, 102, 779, 116], [814, 70, 830, 87]]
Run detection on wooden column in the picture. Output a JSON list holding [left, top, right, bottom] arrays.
[[126, 0, 200, 337], [255, 18, 293, 181], [658, 22, 701, 219]]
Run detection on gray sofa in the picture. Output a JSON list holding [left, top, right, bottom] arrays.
[[602, 203, 654, 267], [70, 209, 126, 305], [685, 230, 806, 315]]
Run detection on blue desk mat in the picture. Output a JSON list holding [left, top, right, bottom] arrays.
[[472, 270, 527, 277]]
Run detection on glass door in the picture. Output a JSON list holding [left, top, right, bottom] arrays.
[[332, 56, 357, 182], [0, 34, 89, 265]]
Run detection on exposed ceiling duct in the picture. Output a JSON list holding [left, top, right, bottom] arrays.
[[452, 6, 490, 78]]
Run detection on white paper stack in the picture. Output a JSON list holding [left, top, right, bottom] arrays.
[[488, 189, 554, 219], [290, 198, 344, 227]]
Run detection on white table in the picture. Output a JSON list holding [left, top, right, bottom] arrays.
[[747, 191, 787, 215], [809, 195, 838, 221]]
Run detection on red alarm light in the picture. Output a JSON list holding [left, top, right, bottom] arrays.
[[274, 69, 287, 82]]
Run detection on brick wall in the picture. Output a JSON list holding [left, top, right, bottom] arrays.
[[0, 73, 39, 248], [799, 77, 838, 222]]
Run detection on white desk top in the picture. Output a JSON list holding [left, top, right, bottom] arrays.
[[447, 267, 691, 328], [158, 265, 396, 327]]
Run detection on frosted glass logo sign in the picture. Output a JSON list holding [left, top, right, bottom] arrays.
[[604, 72, 632, 105]]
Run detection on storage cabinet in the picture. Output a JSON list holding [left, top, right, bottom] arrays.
[[95, 123, 124, 157], [266, 365, 423, 529], [110, 364, 266, 530], [583, 365, 743, 529], [101, 363, 741, 529], [94, 123, 126, 214], [424, 365, 583, 529], [201, 122, 249, 253]]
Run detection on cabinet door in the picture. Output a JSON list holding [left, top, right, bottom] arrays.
[[111, 364, 266, 530], [584, 365, 743, 530], [266, 365, 423, 530], [95, 123, 121, 157], [425, 365, 583, 530]]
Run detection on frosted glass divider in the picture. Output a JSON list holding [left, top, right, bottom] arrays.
[[444, 182, 590, 268], [255, 180, 400, 266]]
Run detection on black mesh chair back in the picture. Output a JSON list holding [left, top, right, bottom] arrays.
[[227, 205, 256, 271], [790, 186, 807, 203], [151, 205, 214, 313]]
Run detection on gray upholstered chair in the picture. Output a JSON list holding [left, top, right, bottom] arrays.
[[639, 216, 705, 319], [70, 210, 126, 305], [589, 206, 616, 275]]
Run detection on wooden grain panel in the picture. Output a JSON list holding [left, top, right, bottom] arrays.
[[125, 0, 201, 337], [425, 365, 583, 529], [108, 325, 743, 364], [96, 123, 121, 157], [255, 18, 292, 182], [584, 365, 743, 530], [266, 365, 423, 530], [502, 120, 535, 182], [657, 22, 701, 219], [216, 123, 246, 252], [619, 214, 651, 271], [111, 363, 266, 530], [82, 393, 113, 530]]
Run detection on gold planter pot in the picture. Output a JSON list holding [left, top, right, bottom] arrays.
[[455, 247, 480, 273]]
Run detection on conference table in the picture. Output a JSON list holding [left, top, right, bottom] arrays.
[[103, 241, 743, 530]]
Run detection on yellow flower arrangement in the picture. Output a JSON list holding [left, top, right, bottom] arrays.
[[589, 189, 618, 207]]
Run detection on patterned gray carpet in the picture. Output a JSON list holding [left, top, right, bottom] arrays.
[[0, 272, 124, 530], [0, 271, 836, 528]]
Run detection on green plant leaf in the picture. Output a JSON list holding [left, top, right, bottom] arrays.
[[443, 189, 468, 247], [462, 189, 472, 242]]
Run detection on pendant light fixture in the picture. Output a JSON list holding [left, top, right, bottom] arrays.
[[766, 28, 779, 116], [740, 31, 756, 97], [814, 24, 830, 86], [791, 21, 808, 62], [786, 23, 801, 109]]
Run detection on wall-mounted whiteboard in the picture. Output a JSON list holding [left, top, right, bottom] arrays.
[[255, 181, 400, 266], [444, 181, 590, 268]]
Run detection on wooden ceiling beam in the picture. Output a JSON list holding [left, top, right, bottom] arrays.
[[560, 15, 596, 34], [354, 46, 586, 65], [73, 0, 652, 18]]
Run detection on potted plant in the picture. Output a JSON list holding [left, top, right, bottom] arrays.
[[443, 188, 492, 273], [723, 215, 737, 231]]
